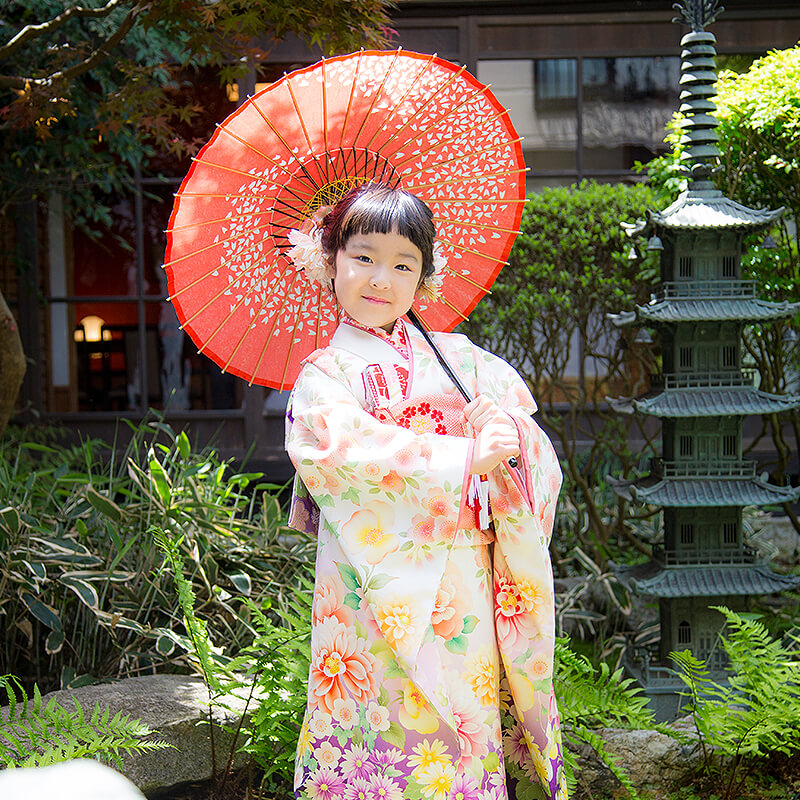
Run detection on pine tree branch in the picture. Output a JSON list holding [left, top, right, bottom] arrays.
[[0, 2, 143, 91]]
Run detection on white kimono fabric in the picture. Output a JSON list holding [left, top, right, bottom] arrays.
[[286, 319, 567, 800]]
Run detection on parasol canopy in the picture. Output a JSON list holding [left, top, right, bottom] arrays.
[[165, 49, 526, 390]]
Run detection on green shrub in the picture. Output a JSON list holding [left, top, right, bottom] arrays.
[[0, 416, 315, 692], [671, 607, 800, 800], [462, 180, 661, 567]]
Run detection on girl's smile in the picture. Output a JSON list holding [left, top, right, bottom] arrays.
[[331, 231, 423, 333]]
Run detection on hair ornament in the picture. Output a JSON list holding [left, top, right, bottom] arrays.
[[287, 206, 334, 291], [417, 242, 447, 303]]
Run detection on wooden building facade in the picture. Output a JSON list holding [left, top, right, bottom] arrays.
[[5, 1, 800, 476]]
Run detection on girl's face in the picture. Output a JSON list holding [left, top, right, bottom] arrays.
[[331, 230, 423, 333]]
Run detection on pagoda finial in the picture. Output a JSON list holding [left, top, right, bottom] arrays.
[[673, 0, 724, 193], [672, 0, 724, 32]]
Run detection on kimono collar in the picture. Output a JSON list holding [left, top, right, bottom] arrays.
[[341, 313, 411, 361]]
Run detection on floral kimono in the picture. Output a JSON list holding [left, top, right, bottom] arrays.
[[285, 317, 567, 800]]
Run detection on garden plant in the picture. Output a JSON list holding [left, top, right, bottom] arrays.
[[0, 416, 314, 691], [463, 179, 662, 573], [0, 419, 671, 798]]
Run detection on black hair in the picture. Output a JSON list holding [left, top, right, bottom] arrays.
[[321, 182, 436, 282]]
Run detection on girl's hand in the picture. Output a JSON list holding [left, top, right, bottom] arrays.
[[465, 395, 514, 432], [469, 420, 520, 474]]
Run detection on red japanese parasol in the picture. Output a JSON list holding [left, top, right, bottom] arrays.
[[165, 49, 526, 390]]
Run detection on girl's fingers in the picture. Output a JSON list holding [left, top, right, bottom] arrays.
[[466, 397, 515, 432]]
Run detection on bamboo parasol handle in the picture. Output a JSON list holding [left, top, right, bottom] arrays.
[[406, 309, 518, 470]]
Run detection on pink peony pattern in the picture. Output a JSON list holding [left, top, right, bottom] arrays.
[[309, 617, 377, 714]]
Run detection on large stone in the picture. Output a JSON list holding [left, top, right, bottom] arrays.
[[570, 723, 702, 800], [0, 759, 146, 800], [1, 674, 705, 799], [22, 674, 253, 796]]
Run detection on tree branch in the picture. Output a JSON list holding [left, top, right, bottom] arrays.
[[0, 2, 142, 92], [52, 5, 141, 83], [0, 0, 130, 61]]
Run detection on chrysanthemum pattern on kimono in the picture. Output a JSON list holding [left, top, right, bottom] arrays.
[[286, 319, 568, 800]]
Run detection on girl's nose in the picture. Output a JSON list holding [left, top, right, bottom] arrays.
[[369, 266, 391, 289]]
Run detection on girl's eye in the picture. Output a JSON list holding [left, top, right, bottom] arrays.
[[395, 263, 411, 272], [356, 255, 372, 263]]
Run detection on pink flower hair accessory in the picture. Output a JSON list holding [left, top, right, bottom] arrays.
[[417, 242, 447, 303], [287, 205, 334, 291]]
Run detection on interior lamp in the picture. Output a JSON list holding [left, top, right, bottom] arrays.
[[75, 315, 106, 342]]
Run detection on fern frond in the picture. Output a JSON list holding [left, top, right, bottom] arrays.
[[151, 525, 230, 694], [555, 638, 655, 730], [0, 681, 172, 769], [572, 725, 642, 800]]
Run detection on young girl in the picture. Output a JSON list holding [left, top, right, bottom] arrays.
[[285, 183, 566, 800]]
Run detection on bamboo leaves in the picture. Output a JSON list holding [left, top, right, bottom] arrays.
[[0, 415, 312, 692]]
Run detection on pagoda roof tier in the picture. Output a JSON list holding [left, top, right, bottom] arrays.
[[609, 297, 799, 327], [609, 386, 800, 418], [609, 474, 800, 507], [615, 561, 800, 598], [622, 189, 784, 237]]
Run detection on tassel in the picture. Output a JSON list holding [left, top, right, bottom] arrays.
[[468, 473, 491, 531]]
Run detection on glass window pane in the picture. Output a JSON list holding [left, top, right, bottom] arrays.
[[143, 183, 178, 297], [158, 299, 241, 411], [477, 59, 577, 179], [74, 302, 142, 411], [73, 199, 138, 297], [72, 299, 242, 411], [582, 56, 680, 171]]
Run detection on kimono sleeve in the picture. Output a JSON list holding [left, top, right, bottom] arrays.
[[469, 345, 567, 800], [470, 342, 562, 546]]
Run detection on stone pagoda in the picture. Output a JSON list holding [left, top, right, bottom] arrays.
[[607, 0, 800, 720]]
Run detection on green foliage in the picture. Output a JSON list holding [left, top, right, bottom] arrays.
[[670, 607, 800, 800], [713, 46, 800, 226], [154, 523, 312, 795], [236, 579, 312, 793], [153, 527, 229, 695], [555, 639, 679, 800], [0, 673, 169, 768], [0, 1, 395, 218], [644, 44, 800, 229], [0, 416, 315, 693], [462, 180, 661, 567]]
